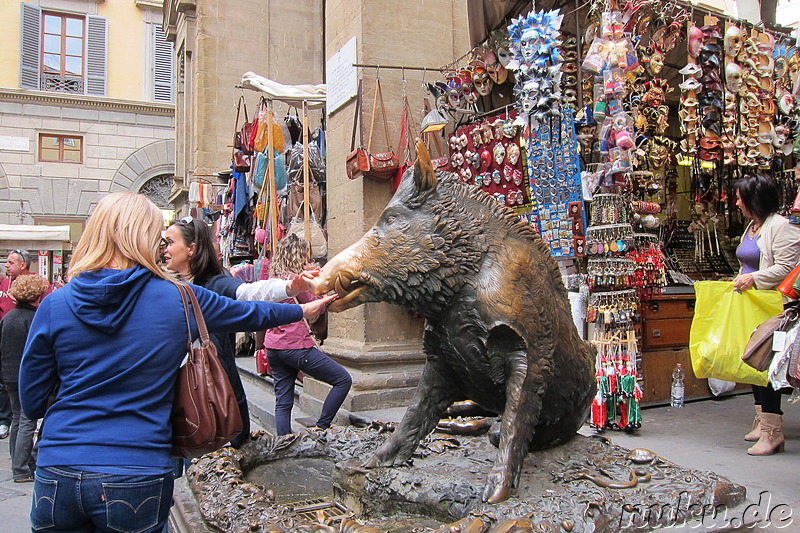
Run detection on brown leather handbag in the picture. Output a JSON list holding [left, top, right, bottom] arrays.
[[742, 305, 800, 372], [171, 283, 243, 458], [346, 79, 370, 180], [363, 78, 398, 181]]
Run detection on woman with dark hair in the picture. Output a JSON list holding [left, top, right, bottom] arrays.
[[733, 172, 800, 456], [163, 217, 316, 446]]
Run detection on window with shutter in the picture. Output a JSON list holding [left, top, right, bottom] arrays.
[[40, 12, 85, 93], [85, 15, 107, 96], [18, 5, 106, 96], [19, 3, 41, 90], [152, 24, 174, 103]]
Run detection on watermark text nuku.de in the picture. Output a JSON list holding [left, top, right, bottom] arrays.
[[619, 490, 793, 529]]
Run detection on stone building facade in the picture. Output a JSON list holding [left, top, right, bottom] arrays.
[[163, 0, 470, 414], [162, 0, 325, 213], [0, 0, 175, 249]]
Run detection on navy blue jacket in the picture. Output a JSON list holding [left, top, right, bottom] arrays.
[[20, 266, 302, 473]]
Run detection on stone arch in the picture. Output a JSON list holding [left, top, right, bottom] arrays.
[[138, 174, 174, 209], [110, 138, 175, 194]]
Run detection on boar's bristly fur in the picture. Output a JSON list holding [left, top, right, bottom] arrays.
[[313, 141, 595, 504]]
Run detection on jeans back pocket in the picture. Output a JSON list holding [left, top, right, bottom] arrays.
[[102, 478, 164, 533], [30, 475, 57, 531]]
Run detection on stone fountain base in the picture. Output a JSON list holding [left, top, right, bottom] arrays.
[[185, 425, 746, 532]]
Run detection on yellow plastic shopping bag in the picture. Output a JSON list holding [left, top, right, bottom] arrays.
[[689, 281, 783, 386]]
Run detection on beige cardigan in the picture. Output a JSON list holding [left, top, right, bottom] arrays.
[[740, 213, 800, 290]]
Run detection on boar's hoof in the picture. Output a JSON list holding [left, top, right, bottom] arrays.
[[482, 470, 513, 503]]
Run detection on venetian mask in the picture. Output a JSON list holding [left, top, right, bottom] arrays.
[[646, 51, 666, 76], [724, 26, 743, 58], [520, 29, 537, 63], [497, 47, 512, 67], [649, 144, 669, 168], [493, 143, 506, 166], [725, 63, 742, 93], [473, 69, 493, 96], [507, 143, 520, 165], [688, 25, 704, 58]]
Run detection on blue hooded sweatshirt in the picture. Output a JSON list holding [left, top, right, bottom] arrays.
[[20, 266, 303, 474]]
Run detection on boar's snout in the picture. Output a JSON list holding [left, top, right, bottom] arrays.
[[308, 243, 369, 312]]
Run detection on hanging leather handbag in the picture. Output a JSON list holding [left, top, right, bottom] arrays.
[[232, 151, 251, 174], [392, 93, 413, 192], [233, 95, 257, 155], [742, 304, 800, 372], [171, 283, 243, 458], [363, 78, 399, 181], [346, 79, 370, 180]]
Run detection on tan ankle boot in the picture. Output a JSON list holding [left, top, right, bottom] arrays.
[[744, 405, 763, 441], [747, 413, 784, 456]]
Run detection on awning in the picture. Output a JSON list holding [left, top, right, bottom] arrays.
[[240, 72, 326, 109], [0, 224, 71, 251]]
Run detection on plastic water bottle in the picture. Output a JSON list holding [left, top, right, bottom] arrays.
[[671, 363, 685, 408]]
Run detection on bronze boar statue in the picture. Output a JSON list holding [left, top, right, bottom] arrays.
[[311, 140, 595, 503]]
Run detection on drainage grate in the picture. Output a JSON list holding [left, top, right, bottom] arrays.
[[289, 498, 350, 524]]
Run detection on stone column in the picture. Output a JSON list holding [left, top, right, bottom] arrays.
[[304, 1, 470, 414]]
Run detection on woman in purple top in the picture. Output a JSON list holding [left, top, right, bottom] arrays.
[[733, 172, 800, 456], [264, 234, 352, 436]]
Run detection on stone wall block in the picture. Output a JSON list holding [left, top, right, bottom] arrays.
[[98, 110, 138, 124], [62, 108, 99, 121]]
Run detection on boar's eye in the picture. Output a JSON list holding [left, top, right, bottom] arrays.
[[385, 215, 396, 224]]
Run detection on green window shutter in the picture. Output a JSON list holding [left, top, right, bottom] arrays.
[[86, 15, 107, 95], [20, 3, 41, 89], [152, 24, 174, 102]]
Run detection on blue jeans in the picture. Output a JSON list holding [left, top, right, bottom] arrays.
[[30, 466, 173, 532], [267, 347, 352, 436]]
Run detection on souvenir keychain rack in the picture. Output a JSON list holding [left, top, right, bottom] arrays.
[[589, 321, 643, 431]]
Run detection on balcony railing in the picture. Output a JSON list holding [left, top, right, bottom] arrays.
[[40, 73, 84, 94]]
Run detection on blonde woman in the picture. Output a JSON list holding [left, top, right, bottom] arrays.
[[264, 234, 352, 435], [19, 192, 334, 532]]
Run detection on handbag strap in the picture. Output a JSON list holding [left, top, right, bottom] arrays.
[[397, 95, 410, 166], [367, 78, 394, 153], [177, 282, 212, 349], [350, 79, 363, 152], [177, 283, 194, 356]]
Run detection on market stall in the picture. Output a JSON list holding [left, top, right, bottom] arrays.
[[387, 0, 800, 427]]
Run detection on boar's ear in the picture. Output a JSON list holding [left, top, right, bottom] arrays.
[[413, 138, 437, 193]]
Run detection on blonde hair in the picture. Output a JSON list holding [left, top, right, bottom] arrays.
[[68, 192, 170, 281], [9, 274, 50, 303], [269, 234, 310, 277]]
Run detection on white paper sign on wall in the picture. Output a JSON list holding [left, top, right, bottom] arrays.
[[0, 136, 30, 151], [326, 37, 357, 115]]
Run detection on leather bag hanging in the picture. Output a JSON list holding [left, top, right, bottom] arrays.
[[742, 304, 800, 372], [392, 93, 413, 192], [233, 95, 257, 156], [171, 283, 243, 458], [346, 79, 370, 180], [363, 78, 399, 181], [232, 96, 253, 172]]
